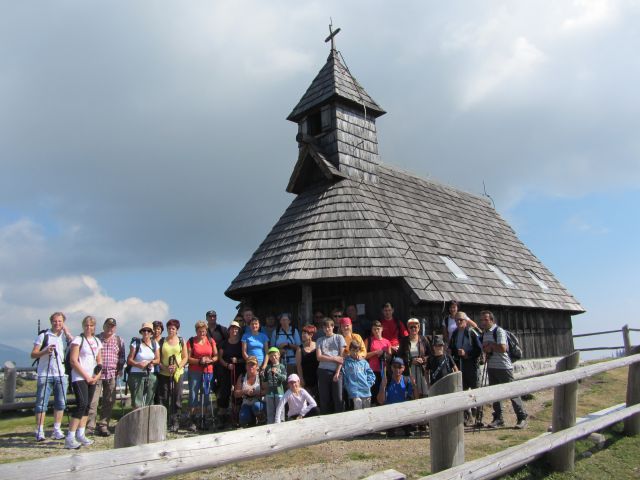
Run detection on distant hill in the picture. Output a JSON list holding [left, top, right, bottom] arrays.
[[0, 344, 31, 368]]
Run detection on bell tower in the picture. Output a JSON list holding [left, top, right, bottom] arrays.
[[286, 25, 386, 193]]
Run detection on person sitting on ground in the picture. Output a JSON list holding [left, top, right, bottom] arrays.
[[31, 311, 74, 443], [365, 321, 392, 404], [427, 335, 458, 387], [157, 319, 188, 433], [264, 347, 287, 423], [241, 315, 270, 373], [186, 320, 217, 431], [66, 315, 103, 449], [271, 312, 301, 376], [316, 318, 346, 414], [342, 339, 376, 409], [217, 320, 244, 427], [87, 317, 125, 437], [234, 356, 267, 427], [296, 324, 319, 399], [127, 322, 160, 411], [398, 318, 431, 401], [275, 373, 319, 423], [449, 311, 483, 426], [379, 303, 408, 355], [376, 357, 417, 437]]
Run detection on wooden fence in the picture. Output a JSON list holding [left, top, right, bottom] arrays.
[[0, 350, 638, 480], [0, 362, 188, 413], [572, 324, 639, 354]]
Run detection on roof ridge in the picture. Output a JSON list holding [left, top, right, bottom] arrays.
[[378, 163, 492, 205]]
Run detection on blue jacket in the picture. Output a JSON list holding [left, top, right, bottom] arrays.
[[342, 357, 376, 399]]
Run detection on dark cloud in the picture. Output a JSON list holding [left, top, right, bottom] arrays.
[[1, 1, 639, 281]]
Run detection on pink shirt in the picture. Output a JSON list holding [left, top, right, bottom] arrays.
[[367, 337, 392, 372]]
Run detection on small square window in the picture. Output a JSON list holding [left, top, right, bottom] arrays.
[[527, 270, 549, 290], [488, 264, 515, 287], [439, 255, 469, 280]]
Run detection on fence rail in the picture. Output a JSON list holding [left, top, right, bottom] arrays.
[[0, 351, 638, 480], [572, 323, 636, 355]]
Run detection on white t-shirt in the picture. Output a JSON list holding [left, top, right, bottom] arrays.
[[33, 329, 67, 378], [70, 335, 102, 382], [129, 339, 158, 374]]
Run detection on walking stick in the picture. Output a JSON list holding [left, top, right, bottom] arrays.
[[168, 355, 176, 432], [52, 348, 70, 425], [230, 363, 238, 427], [36, 349, 53, 434]]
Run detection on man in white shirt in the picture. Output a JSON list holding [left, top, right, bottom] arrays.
[[31, 312, 74, 442]]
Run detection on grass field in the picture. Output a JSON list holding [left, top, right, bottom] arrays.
[[0, 364, 637, 479]]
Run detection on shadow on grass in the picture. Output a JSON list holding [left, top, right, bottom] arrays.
[[504, 423, 631, 480]]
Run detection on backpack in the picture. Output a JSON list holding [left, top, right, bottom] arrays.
[[273, 326, 298, 361], [159, 337, 184, 358], [32, 329, 50, 367], [64, 335, 91, 376], [493, 327, 523, 362], [188, 336, 215, 353], [124, 337, 158, 378]]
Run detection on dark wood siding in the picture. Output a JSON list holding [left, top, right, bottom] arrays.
[[239, 280, 575, 359]]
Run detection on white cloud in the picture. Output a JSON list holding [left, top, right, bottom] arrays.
[[0, 274, 169, 352], [561, 0, 619, 32], [461, 36, 546, 108]]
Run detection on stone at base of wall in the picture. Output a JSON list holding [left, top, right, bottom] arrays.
[[477, 357, 563, 386]]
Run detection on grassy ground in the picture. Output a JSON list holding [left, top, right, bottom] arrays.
[[0, 365, 637, 479]]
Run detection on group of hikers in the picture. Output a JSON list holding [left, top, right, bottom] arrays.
[[31, 301, 528, 449]]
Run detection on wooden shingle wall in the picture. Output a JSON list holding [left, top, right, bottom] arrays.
[[241, 279, 575, 359]]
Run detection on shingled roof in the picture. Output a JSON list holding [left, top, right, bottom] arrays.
[[225, 163, 584, 313], [287, 50, 386, 122]]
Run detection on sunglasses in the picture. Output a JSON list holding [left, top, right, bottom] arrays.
[[141, 329, 152, 333], [409, 325, 419, 328]]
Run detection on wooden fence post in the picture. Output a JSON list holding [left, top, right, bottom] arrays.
[[624, 346, 640, 436], [622, 325, 632, 356], [114, 405, 167, 448], [429, 371, 464, 473], [2, 361, 16, 406], [548, 351, 580, 471]]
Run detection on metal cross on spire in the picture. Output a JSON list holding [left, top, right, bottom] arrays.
[[325, 20, 341, 52]]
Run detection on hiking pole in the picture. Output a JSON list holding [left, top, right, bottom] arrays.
[[200, 371, 206, 431], [36, 348, 53, 434], [168, 355, 176, 432], [52, 347, 71, 425]]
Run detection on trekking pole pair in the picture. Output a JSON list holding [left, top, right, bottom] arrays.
[[36, 348, 53, 436]]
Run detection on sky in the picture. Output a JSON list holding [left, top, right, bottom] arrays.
[[1, 0, 639, 358]]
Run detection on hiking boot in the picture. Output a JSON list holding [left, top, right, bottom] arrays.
[[188, 416, 198, 432], [76, 434, 94, 446], [35, 430, 45, 442], [97, 425, 110, 437], [487, 418, 504, 428], [514, 417, 528, 430], [64, 436, 81, 449], [52, 429, 65, 440]]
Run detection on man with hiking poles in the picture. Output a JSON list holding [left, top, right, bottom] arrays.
[[480, 310, 528, 429], [31, 312, 74, 442]]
